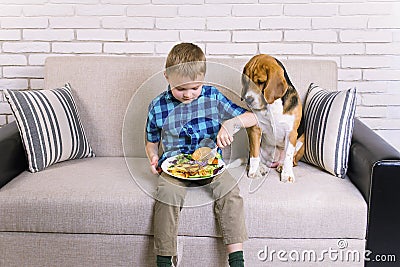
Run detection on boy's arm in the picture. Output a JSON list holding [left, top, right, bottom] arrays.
[[217, 111, 257, 148], [145, 141, 161, 175]]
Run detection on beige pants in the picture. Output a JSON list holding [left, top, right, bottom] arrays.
[[153, 171, 248, 256]]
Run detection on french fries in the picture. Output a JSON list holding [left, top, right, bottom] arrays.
[[166, 155, 219, 179]]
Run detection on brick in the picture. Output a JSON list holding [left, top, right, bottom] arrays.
[[3, 66, 44, 78], [153, 0, 203, 4], [52, 42, 102, 53], [339, 81, 388, 93], [356, 106, 387, 118], [128, 30, 179, 41], [0, 5, 22, 16], [289, 55, 339, 65], [28, 54, 68, 65], [362, 93, 400, 107], [232, 4, 282, 16], [363, 70, 400, 81], [49, 17, 100, 28], [30, 78, 44, 89], [0, 30, 21, 41], [387, 81, 400, 94], [51, 0, 98, 3], [206, 0, 256, 3], [76, 5, 125, 16], [180, 30, 230, 42], [285, 30, 337, 42], [368, 16, 400, 29], [340, 30, 392, 43], [0, 55, 27, 66], [3, 42, 50, 53], [102, 17, 154, 29], [156, 18, 205, 30], [206, 43, 258, 55], [77, 29, 125, 41], [157, 43, 206, 55], [393, 30, 400, 42], [127, 5, 177, 17], [23, 5, 74, 16], [284, 4, 338, 16], [260, 0, 308, 3], [0, 0, 46, 3], [387, 106, 400, 119], [338, 69, 361, 81], [207, 17, 259, 30], [312, 17, 367, 29], [155, 42, 180, 54], [361, 118, 400, 130], [0, 17, 48, 28], [102, 0, 149, 3], [23, 29, 74, 41], [366, 43, 400, 55], [342, 55, 390, 68], [340, 3, 391, 15], [260, 43, 311, 55], [389, 56, 400, 69], [0, 79, 28, 90], [260, 17, 310, 29], [0, 102, 12, 114], [179, 4, 231, 17], [313, 43, 364, 55], [104, 43, 154, 54], [233, 30, 282, 42]]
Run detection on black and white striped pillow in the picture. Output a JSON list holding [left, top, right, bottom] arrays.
[[303, 83, 356, 178], [4, 83, 94, 173]]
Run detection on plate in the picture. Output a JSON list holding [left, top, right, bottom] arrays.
[[161, 154, 226, 180]]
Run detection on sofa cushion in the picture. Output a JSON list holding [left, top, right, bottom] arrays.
[[303, 84, 357, 178], [0, 157, 367, 239], [3, 83, 95, 173]]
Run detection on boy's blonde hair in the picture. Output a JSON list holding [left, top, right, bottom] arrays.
[[165, 43, 206, 80]]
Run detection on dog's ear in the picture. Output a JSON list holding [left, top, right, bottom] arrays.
[[263, 66, 287, 104]]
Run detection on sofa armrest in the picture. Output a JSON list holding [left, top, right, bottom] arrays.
[[0, 121, 27, 188], [347, 118, 400, 265]]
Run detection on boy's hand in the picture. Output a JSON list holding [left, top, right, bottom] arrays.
[[217, 120, 237, 148], [149, 155, 161, 175], [217, 112, 258, 148]]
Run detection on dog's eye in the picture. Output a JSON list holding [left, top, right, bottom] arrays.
[[257, 80, 265, 85]]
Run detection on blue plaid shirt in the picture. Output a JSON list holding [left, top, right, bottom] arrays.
[[146, 85, 247, 166]]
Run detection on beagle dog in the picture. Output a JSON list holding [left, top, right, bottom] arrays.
[[241, 54, 305, 182]]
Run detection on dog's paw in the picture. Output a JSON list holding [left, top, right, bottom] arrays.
[[248, 162, 269, 179], [280, 167, 295, 183]]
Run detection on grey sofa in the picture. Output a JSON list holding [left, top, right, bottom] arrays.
[[1, 56, 399, 267]]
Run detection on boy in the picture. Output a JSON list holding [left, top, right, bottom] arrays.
[[145, 43, 257, 267]]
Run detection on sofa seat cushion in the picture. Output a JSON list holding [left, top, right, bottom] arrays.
[[0, 157, 367, 239]]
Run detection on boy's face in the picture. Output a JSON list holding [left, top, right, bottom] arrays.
[[166, 72, 205, 104]]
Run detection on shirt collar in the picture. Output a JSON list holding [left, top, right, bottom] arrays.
[[165, 84, 174, 100]]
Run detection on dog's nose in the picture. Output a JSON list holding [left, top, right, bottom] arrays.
[[244, 96, 255, 105]]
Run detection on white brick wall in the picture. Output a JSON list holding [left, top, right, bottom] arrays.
[[0, 0, 399, 151]]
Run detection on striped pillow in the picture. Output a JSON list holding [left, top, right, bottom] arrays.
[[303, 83, 356, 178], [4, 83, 94, 173]]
